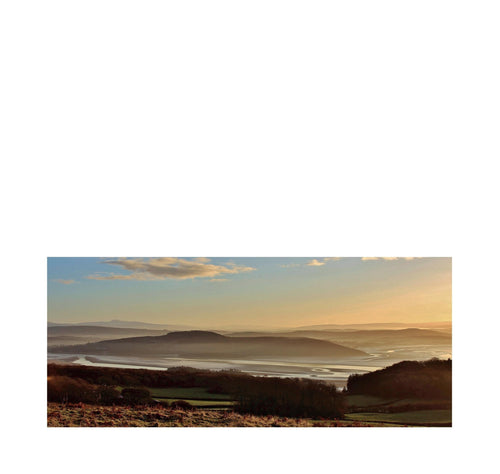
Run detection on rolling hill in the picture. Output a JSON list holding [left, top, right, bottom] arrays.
[[229, 328, 451, 349], [292, 321, 452, 331], [47, 325, 169, 346], [48, 320, 192, 330], [51, 330, 368, 360]]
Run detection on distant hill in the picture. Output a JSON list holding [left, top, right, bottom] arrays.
[[293, 321, 452, 331], [229, 328, 451, 349], [52, 330, 368, 360], [48, 320, 192, 330], [48, 325, 167, 336], [47, 325, 169, 346]]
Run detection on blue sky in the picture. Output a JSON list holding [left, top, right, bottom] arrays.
[[47, 257, 451, 328]]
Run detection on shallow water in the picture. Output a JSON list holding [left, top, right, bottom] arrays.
[[47, 343, 451, 387], [71, 356, 170, 371], [48, 353, 379, 385]]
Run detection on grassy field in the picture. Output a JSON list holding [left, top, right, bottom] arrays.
[[155, 398, 235, 407], [345, 395, 394, 408], [148, 387, 233, 401], [345, 409, 452, 426], [47, 403, 406, 427], [382, 398, 450, 408], [50, 381, 451, 427], [344, 394, 452, 426], [142, 387, 236, 407]]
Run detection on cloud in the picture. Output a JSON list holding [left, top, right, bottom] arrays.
[[361, 257, 421, 261], [209, 278, 229, 282], [307, 257, 342, 266], [86, 258, 255, 281], [53, 279, 76, 285], [281, 258, 342, 268], [306, 259, 326, 266]]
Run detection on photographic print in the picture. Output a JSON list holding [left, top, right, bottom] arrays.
[[47, 257, 452, 427]]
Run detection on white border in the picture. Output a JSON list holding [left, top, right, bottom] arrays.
[[3, 1, 498, 473]]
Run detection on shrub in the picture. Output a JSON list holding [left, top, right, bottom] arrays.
[[121, 388, 153, 405], [47, 376, 98, 403], [170, 400, 194, 410], [97, 386, 121, 404]]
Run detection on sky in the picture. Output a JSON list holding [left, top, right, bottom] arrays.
[[47, 257, 451, 329]]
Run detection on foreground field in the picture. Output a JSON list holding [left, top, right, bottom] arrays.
[[344, 394, 452, 426], [47, 403, 407, 427], [147, 387, 235, 407], [47, 361, 451, 427], [147, 387, 233, 400], [346, 410, 451, 426]]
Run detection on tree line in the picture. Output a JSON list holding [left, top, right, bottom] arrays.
[[346, 358, 452, 399], [47, 364, 346, 418]]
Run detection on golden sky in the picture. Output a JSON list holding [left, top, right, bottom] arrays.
[[48, 257, 451, 328]]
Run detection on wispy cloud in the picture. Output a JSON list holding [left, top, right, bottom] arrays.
[[209, 278, 229, 282], [53, 279, 77, 285], [361, 257, 421, 261], [307, 257, 342, 266], [306, 259, 326, 266], [281, 257, 342, 268], [86, 258, 255, 281]]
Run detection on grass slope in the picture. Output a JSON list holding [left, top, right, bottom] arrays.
[[345, 409, 451, 426]]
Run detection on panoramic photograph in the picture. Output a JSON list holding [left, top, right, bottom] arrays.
[[47, 257, 452, 427]]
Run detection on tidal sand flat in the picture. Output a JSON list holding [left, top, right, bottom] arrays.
[[47, 352, 381, 386]]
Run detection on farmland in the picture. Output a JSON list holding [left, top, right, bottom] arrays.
[[124, 386, 236, 408], [345, 410, 451, 426], [47, 403, 405, 427], [148, 387, 233, 400], [47, 360, 451, 427], [344, 394, 451, 426]]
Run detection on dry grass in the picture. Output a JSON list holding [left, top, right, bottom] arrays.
[[47, 403, 392, 427]]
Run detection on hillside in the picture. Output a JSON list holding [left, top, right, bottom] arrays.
[[229, 328, 451, 349], [347, 358, 452, 399], [47, 403, 390, 427], [48, 320, 191, 330], [48, 325, 167, 335], [51, 330, 367, 359], [293, 321, 452, 331], [48, 325, 168, 346]]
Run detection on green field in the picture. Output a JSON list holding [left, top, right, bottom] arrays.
[[345, 409, 452, 426], [154, 398, 235, 407], [148, 387, 233, 401], [113, 386, 236, 408], [345, 395, 394, 408], [382, 398, 450, 408], [115, 387, 450, 424]]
